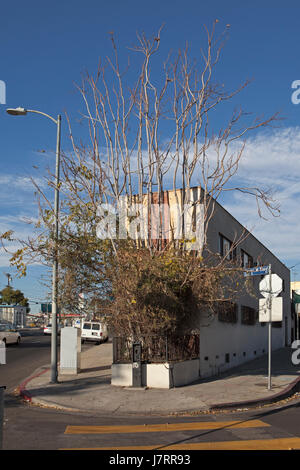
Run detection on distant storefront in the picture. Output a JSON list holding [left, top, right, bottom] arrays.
[[0, 305, 27, 327]]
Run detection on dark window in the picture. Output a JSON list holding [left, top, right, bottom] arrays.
[[217, 301, 238, 323], [241, 250, 253, 269], [219, 234, 234, 260], [241, 305, 257, 325]]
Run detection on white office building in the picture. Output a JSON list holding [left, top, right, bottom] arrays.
[[0, 305, 27, 328]]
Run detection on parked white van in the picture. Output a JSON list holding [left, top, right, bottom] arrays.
[[81, 321, 108, 344]]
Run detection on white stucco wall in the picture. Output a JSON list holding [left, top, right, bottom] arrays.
[[111, 360, 201, 388], [111, 364, 132, 386], [199, 312, 286, 378], [171, 359, 200, 386], [197, 198, 291, 379], [146, 364, 171, 388]]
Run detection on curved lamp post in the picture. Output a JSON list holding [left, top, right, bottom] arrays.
[[6, 107, 61, 384]]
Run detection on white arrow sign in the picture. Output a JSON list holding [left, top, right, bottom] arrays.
[[259, 274, 283, 298]]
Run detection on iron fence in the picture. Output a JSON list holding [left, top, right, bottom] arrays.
[[113, 334, 200, 364]]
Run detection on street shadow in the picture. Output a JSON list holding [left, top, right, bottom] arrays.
[[16, 342, 53, 350], [151, 397, 300, 451], [27, 374, 112, 400], [4, 393, 25, 408], [252, 399, 300, 419], [79, 365, 111, 373]]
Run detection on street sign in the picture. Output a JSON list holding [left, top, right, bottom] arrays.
[[244, 266, 269, 277], [259, 297, 283, 322], [41, 303, 52, 314], [259, 274, 283, 298]]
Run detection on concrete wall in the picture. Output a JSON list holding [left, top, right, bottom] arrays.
[[199, 313, 285, 378], [146, 364, 171, 388], [111, 364, 132, 387], [111, 359, 201, 389], [171, 359, 201, 387]]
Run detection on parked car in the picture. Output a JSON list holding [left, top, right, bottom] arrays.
[[81, 321, 108, 344], [0, 324, 21, 345], [43, 323, 62, 335]]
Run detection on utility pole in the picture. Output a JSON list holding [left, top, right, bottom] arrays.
[[6, 107, 62, 384], [4, 273, 12, 287]]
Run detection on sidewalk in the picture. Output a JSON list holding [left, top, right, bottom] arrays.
[[17, 343, 300, 416]]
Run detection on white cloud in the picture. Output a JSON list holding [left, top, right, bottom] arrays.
[[0, 220, 38, 268], [0, 174, 47, 209], [0, 174, 43, 267], [1, 127, 300, 271], [220, 127, 300, 267], [233, 127, 300, 185]]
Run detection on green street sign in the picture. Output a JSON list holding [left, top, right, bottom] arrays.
[[41, 303, 52, 313]]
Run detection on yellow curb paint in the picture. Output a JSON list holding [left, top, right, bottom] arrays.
[[65, 419, 269, 435]]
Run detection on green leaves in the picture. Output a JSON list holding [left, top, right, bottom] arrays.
[[0, 286, 29, 308]]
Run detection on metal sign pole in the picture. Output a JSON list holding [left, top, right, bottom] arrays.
[[268, 264, 272, 391]]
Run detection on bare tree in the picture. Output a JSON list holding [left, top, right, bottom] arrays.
[[1, 22, 280, 335]]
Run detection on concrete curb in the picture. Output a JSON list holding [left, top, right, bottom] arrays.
[[18, 372, 300, 415], [18, 367, 50, 403], [18, 368, 84, 412], [209, 376, 300, 411]]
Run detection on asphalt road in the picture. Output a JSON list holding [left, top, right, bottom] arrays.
[[1, 328, 93, 391], [2, 329, 300, 455], [1, 328, 52, 392]]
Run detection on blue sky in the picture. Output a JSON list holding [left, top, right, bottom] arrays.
[[1, 0, 300, 312]]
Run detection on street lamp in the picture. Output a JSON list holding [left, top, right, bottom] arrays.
[[6, 106, 61, 384]]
